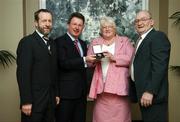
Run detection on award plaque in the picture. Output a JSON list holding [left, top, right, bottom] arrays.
[[93, 45, 104, 59]]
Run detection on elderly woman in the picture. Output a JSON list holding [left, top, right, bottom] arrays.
[[87, 16, 134, 122]]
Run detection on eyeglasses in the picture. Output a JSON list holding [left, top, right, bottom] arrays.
[[134, 18, 151, 24]]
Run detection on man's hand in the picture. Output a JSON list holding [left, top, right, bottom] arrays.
[[21, 104, 32, 116], [56, 96, 60, 105], [140, 92, 153, 107], [85, 55, 96, 63]]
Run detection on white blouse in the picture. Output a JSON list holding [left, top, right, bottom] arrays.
[[101, 42, 115, 82]]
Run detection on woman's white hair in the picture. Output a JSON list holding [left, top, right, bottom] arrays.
[[100, 17, 116, 27], [99, 16, 116, 33]]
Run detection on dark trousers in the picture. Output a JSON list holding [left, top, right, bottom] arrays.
[[55, 96, 87, 122], [21, 100, 55, 122], [140, 102, 168, 122]]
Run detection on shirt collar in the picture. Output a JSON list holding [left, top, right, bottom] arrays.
[[67, 32, 77, 42], [35, 30, 45, 38], [141, 28, 153, 39]]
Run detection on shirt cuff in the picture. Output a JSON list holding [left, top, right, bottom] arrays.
[[83, 57, 87, 68]]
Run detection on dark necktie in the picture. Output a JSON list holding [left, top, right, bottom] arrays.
[[130, 36, 142, 81], [43, 36, 50, 46], [135, 36, 142, 49], [43, 36, 51, 55], [74, 40, 80, 54]]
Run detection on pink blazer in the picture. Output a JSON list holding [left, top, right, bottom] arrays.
[[87, 35, 134, 99]]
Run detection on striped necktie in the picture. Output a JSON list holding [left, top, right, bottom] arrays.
[[130, 36, 142, 81], [134, 36, 142, 52], [74, 39, 80, 54], [43, 36, 51, 55]]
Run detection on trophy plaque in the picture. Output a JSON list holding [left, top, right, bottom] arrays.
[[93, 45, 104, 59]]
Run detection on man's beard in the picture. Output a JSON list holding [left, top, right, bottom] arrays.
[[38, 26, 51, 36]]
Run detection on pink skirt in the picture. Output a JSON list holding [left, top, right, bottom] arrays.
[[92, 93, 131, 122]]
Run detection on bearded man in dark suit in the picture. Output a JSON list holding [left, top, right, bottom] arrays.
[[16, 9, 59, 122]]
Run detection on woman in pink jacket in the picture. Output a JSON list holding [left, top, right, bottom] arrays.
[[87, 16, 134, 122]]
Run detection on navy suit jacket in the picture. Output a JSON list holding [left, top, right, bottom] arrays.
[[55, 33, 88, 99], [130, 29, 171, 104], [16, 31, 58, 112]]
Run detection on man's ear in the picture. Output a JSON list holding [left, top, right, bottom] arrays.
[[67, 24, 69, 30], [150, 19, 155, 26], [34, 21, 38, 28], [82, 25, 85, 32]]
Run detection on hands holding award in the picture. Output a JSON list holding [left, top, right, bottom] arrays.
[[92, 44, 115, 62], [93, 45, 105, 60]]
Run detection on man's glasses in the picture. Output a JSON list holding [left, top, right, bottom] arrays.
[[134, 18, 151, 24]]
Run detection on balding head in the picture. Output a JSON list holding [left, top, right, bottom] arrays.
[[134, 10, 154, 35], [136, 10, 152, 20]]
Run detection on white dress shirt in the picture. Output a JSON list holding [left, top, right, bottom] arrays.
[[101, 42, 115, 82], [130, 28, 153, 81]]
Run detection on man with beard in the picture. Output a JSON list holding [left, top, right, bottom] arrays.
[[16, 9, 60, 122]]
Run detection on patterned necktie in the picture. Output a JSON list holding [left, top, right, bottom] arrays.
[[43, 36, 51, 55], [130, 36, 142, 81], [43, 36, 50, 46], [134, 36, 142, 52], [74, 39, 80, 54]]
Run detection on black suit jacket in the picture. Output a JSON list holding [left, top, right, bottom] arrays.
[[130, 29, 171, 104], [55, 33, 88, 99], [16, 31, 58, 112]]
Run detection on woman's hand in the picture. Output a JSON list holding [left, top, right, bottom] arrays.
[[103, 51, 115, 62]]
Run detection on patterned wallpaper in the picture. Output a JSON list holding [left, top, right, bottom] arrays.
[[41, 0, 146, 43]]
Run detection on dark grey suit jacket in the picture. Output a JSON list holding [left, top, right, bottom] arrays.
[[130, 29, 171, 104], [55, 33, 88, 99], [16, 31, 58, 112]]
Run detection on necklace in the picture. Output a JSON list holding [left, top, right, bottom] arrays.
[[104, 38, 115, 46]]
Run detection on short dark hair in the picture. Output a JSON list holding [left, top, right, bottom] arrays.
[[67, 12, 85, 24], [34, 9, 53, 21]]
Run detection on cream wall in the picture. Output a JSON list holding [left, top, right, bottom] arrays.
[[149, 0, 159, 30], [24, 0, 39, 35], [0, 0, 180, 122], [168, 0, 180, 122], [0, 0, 23, 122]]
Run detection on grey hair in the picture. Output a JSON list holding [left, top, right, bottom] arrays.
[[137, 10, 152, 19], [100, 17, 116, 28], [99, 16, 117, 33]]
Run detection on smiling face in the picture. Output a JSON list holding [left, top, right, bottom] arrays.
[[134, 11, 154, 35], [100, 17, 116, 40], [67, 17, 84, 39], [35, 11, 52, 36], [101, 24, 116, 40]]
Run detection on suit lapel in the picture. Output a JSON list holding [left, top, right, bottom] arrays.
[[65, 34, 86, 57], [32, 31, 50, 54], [135, 29, 155, 56], [65, 34, 81, 56], [79, 39, 87, 56], [114, 36, 123, 56], [33, 31, 46, 47]]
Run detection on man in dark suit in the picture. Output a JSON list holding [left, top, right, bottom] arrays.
[[129, 10, 171, 122], [16, 9, 60, 122], [55, 12, 95, 122]]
